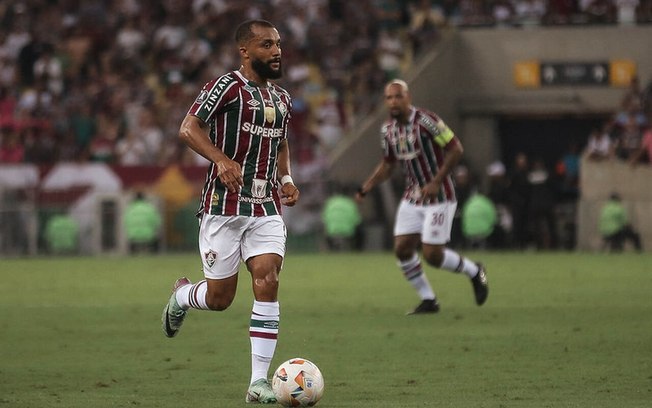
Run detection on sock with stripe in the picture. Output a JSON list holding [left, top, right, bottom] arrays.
[[249, 300, 280, 383], [175, 280, 210, 310], [440, 248, 479, 278], [399, 253, 436, 300]]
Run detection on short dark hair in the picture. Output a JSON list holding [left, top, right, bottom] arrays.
[[235, 20, 276, 45]]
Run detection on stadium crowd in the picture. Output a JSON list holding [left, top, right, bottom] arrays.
[[1, 0, 652, 168], [1, 0, 652, 255]]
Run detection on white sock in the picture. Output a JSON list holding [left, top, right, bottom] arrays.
[[175, 280, 210, 310], [440, 248, 479, 278], [399, 254, 436, 300], [250, 301, 280, 383]]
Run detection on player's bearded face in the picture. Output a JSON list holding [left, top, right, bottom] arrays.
[[252, 57, 282, 80]]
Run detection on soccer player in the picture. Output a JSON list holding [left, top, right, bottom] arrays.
[[355, 79, 488, 314], [161, 20, 299, 404]]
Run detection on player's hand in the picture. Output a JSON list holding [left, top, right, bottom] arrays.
[[421, 179, 442, 201], [216, 159, 243, 193], [280, 183, 300, 206]]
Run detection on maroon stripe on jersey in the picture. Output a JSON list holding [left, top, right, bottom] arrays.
[[249, 331, 278, 340], [433, 146, 454, 201]]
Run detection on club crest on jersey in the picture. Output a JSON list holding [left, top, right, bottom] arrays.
[[277, 102, 287, 117], [205, 250, 217, 267], [195, 90, 209, 104]]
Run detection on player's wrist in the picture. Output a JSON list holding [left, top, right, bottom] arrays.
[[357, 186, 367, 197], [280, 175, 294, 185]]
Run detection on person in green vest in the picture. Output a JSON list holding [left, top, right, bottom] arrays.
[[461, 193, 497, 249], [321, 186, 362, 251], [44, 213, 79, 254], [599, 192, 642, 252], [124, 191, 162, 254]]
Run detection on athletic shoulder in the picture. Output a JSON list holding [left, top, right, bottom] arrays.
[[270, 82, 291, 99], [415, 107, 442, 124]]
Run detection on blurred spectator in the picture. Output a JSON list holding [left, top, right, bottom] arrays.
[[493, 0, 517, 26], [115, 130, 148, 166], [486, 160, 512, 248], [584, 0, 617, 24], [373, 0, 408, 31], [615, 0, 640, 25], [555, 141, 580, 200], [450, 164, 475, 249], [0, 54, 16, 89], [123, 191, 162, 254], [313, 90, 346, 154], [613, 98, 647, 160], [44, 212, 79, 254], [32, 43, 63, 96], [620, 75, 644, 111], [599, 192, 643, 252], [461, 193, 497, 249], [88, 114, 120, 163], [321, 186, 363, 251], [584, 122, 614, 161], [376, 28, 405, 81], [408, 0, 446, 54], [115, 17, 147, 60], [527, 157, 558, 249], [613, 113, 646, 161], [0, 126, 24, 163], [68, 103, 97, 152], [513, 0, 547, 26], [508, 152, 530, 249], [629, 124, 652, 166]]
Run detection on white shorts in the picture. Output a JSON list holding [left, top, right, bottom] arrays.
[[394, 200, 457, 245], [198, 214, 286, 280]]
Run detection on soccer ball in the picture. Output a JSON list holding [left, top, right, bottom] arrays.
[[272, 358, 324, 407]]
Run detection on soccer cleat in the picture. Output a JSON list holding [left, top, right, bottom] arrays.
[[245, 378, 277, 404], [162, 277, 192, 338], [407, 298, 440, 315], [471, 263, 489, 306]]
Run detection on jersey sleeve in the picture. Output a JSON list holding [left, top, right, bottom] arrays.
[[187, 74, 237, 123], [418, 110, 454, 147], [380, 122, 395, 161]]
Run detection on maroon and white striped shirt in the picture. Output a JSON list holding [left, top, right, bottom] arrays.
[[381, 106, 457, 205], [187, 70, 292, 217]]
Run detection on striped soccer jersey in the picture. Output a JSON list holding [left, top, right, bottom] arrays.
[[381, 106, 457, 205], [188, 70, 292, 217]]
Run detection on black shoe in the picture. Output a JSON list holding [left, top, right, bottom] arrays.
[[471, 263, 488, 306], [408, 298, 440, 315]]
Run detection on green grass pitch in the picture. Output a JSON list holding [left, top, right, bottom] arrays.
[[1, 251, 651, 407]]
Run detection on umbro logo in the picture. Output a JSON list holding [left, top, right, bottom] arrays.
[[247, 99, 261, 107]]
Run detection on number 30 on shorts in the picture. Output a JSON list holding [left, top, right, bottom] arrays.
[[430, 211, 445, 226]]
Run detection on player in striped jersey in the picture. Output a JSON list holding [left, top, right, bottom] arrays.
[[356, 79, 488, 314], [161, 20, 299, 404]]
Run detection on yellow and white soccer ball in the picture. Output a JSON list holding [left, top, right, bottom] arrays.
[[272, 358, 324, 407]]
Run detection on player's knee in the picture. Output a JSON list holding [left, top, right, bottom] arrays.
[[393, 243, 414, 260], [205, 293, 234, 311], [254, 271, 279, 292], [423, 246, 444, 267]]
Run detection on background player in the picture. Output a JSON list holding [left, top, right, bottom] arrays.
[[356, 79, 488, 314]]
